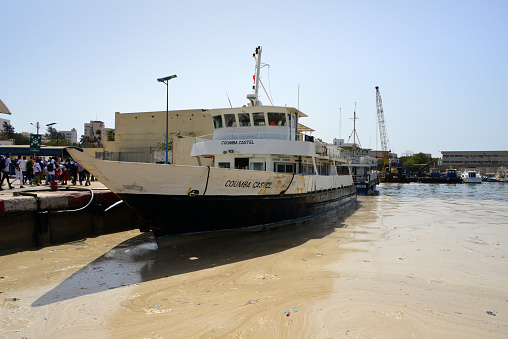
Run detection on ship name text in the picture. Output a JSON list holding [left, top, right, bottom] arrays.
[[221, 140, 255, 145], [224, 180, 272, 189]]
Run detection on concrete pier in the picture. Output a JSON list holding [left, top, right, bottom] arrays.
[[0, 181, 140, 253]]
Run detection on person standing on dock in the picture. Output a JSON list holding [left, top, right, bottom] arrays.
[[46, 157, 56, 184], [60, 161, 69, 185], [31, 158, 42, 186], [77, 162, 85, 185], [10, 156, 24, 188], [70, 160, 77, 185], [20, 156, 28, 185], [0, 153, 14, 190], [26, 156, 33, 184]]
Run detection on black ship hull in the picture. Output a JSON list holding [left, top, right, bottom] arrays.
[[119, 185, 357, 241]]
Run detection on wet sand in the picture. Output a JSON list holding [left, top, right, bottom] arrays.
[[1, 196, 507, 338]]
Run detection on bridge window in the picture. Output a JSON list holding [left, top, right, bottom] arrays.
[[253, 112, 266, 126], [268, 112, 286, 126], [238, 113, 251, 127], [212, 116, 223, 129], [276, 163, 294, 173], [317, 164, 329, 175], [218, 162, 230, 168], [224, 114, 237, 127], [250, 162, 264, 171], [300, 164, 315, 175], [235, 158, 249, 170]]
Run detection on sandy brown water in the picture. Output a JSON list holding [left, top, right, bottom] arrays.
[[1, 195, 507, 338]]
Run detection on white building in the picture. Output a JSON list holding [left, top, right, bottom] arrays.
[[84, 121, 112, 146], [61, 128, 78, 144], [440, 150, 508, 173], [333, 138, 355, 147]]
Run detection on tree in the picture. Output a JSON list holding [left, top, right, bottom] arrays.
[[107, 129, 115, 141], [79, 135, 97, 148], [156, 134, 173, 151], [400, 152, 432, 173], [2, 121, 15, 138], [13, 133, 30, 145]]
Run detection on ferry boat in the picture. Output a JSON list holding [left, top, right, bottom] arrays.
[[336, 146, 378, 195], [334, 111, 378, 195], [67, 47, 356, 241], [461, 169, 482, 183]]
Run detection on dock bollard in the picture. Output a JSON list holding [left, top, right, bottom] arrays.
[[36, 211, 50, 247]]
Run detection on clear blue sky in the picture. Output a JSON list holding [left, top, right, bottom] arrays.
[[1, 0, 507, 157]]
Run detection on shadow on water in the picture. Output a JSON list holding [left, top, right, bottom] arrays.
[[32, 201, 359, 307]]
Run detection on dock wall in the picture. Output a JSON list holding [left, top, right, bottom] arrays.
[[0, 190, 140, 253]]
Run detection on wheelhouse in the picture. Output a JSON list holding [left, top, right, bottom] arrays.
[[192, 106, 348, 176]]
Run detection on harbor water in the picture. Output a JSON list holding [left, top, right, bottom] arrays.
[[1, 182, 507, 338], [378, 181, 508, 202]]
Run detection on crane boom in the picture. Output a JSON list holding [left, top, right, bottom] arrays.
[[375, 86, 389, 167]]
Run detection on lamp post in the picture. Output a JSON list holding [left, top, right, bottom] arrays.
[[157, 75, 177, 164], [46, 122, 56, 146], [30, 122, 40, 135]]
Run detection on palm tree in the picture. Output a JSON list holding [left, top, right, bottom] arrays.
[[2, 121, 15, 138]]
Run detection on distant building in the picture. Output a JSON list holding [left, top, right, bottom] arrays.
[[440, 150, 508, 174], [84, 121, 112, 146], [333, 138, 355, 147], [441, 151, 508, 174], [60, 128, 78, 144]]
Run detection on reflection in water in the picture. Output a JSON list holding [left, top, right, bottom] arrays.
[[32, 202, 359, 307]]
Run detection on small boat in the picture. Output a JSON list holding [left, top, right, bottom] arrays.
[[418, 168, 463, 184], [67, 46, 357, 242], [493, 166, 508, 182], [461, 169, 482, 183]]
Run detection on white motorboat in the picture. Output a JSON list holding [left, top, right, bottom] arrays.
[[461, 169, 482, 183]]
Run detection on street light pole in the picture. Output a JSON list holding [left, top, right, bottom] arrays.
[[46, 122, 56, 146], [30, 122, 40, 135], [157, 75, 177, 164]]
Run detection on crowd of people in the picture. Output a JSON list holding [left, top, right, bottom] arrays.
[[0, 153, 93, 190]]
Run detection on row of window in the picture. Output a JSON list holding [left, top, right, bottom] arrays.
[[444, 154, 501, 158], [213, 112, 291, 129], [443, 160, 508, 164], [218, 161, 329, 175]]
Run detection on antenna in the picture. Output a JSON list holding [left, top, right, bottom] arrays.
[[298, 85, 300, 110], [339, 107, 341, 139], [226, 92, 232, 108]]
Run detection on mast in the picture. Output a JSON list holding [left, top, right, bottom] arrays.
[[353, 103, 357, 146], [347, 103, 361, 148], [254, 46, 262, 106]]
